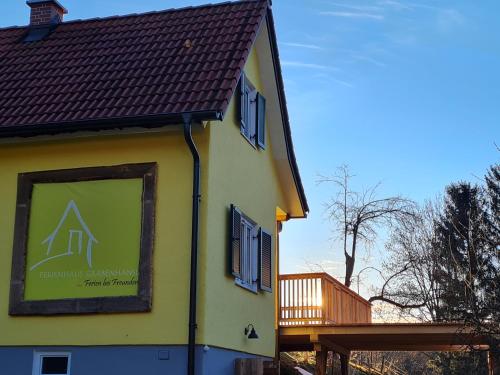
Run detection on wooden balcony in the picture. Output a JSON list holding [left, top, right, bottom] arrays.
[[279, 273, 372, 326]]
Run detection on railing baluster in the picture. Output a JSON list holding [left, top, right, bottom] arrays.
[[293, 278, 296, 322], [299, 279, 302, 322], [282, 279, 285, 323], [305, 277, 308, 322], [286, 278, 289, 322], [304, 278, 307, 321], [314, 278, 317, 321], [284, 278, 287, 324]]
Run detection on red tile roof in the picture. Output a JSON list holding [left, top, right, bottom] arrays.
[[0, 0, 309, 215], [0, 0, 268, 133]]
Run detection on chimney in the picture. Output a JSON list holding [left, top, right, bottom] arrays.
[[27, 0, 67, 27]]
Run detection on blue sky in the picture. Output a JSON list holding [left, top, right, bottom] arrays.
[[2, 1, 499, 298]]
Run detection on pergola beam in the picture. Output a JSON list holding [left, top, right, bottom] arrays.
[[280, 323, 487, 353], [281, 323, 470, 336]]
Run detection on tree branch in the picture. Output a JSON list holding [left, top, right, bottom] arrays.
[[368, 295, 427, 309]]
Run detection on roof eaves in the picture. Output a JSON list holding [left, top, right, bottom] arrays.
[[0, 110, 223, 138], [265, 6, 309, 218]]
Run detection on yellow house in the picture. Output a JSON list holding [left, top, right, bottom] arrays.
[[0, 1, 308, 374]]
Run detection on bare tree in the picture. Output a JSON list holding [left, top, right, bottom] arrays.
[[369, 200, 444, 319], [319, 165, 416, 288]]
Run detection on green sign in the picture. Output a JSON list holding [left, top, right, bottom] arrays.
[[24, 178, 143, 301]]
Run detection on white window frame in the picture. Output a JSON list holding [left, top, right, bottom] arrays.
[[241, 76, 258, 147], [33, 352, 71, 375], [235, 216, 259, 293]]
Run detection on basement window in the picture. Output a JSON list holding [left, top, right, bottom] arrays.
[[33, 352, 71, 375]]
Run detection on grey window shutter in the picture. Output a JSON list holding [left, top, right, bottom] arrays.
[[259, 228, 272, 292], [256, 93, 266, 149], [239, 73, 247, 129], [229, 204, 242, 278]]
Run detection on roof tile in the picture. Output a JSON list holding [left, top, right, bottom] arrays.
[[0, 0, 268, 129]]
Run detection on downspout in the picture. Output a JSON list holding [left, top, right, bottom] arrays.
[[183, 113, 201, 375]]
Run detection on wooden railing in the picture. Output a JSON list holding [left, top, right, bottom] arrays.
[[279, 273, 372, 326]]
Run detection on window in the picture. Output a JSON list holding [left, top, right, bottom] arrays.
[[237, 215, 259, 292], [33, 353, 71, 375], [229, 205, 273, 293], [239, 72, 266, 149]]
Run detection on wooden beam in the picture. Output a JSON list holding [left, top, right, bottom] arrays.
[[281, 323, 468, 336], [276, 213, 288, 222], [348, 344, 487, 352], [281, 324, 487, 353], [310, 334, 350, 356]]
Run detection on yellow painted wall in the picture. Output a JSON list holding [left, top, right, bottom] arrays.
[[0, 45, 292, 356], [0, 129, 210, 345], [198, 47, 288, 357]]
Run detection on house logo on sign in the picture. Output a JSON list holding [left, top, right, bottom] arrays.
[[30, 200, 98, 271]]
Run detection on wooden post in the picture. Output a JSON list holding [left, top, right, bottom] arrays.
[[321, 276, 326, 324], [488, 350, 495, 375], [329, 352, 336, 375], [340, 353, 349, 375], [315, 346, 327, 375], [235, 358, 264, 375]]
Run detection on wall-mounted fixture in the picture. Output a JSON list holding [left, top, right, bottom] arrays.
[[244, 324, 259, 339]]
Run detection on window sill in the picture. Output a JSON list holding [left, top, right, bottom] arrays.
[[235, 278, 258, 294], [240, 128, 257, 149]]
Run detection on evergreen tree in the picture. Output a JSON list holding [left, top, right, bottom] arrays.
[[432, 182, 491, 323], [431, 167, 499, 374], [483, 164, 500, 374]]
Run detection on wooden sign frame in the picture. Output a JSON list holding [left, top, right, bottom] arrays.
[[9, 163, 157, 315]]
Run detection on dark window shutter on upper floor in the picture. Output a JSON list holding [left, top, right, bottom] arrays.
[[256, 93, 266, 149], [259, 228, 272, 292], [229, 204, 242, 278], [239, 73, 247, 130]]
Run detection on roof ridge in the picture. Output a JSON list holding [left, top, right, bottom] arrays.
[[0, 25, 27, 32], [0, 0, 268, 31]]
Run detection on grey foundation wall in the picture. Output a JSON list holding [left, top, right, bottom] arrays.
[[0, 345, 268, 375]]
